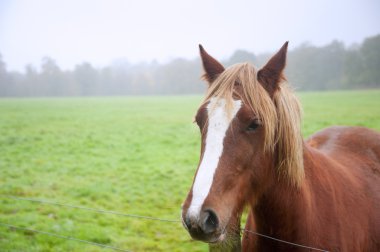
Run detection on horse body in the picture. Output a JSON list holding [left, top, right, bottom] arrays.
[[181, 43, 380, 252], [244, 126, 380, 251]]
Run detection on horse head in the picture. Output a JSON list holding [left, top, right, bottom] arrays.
[[181, 42, 304, 245]]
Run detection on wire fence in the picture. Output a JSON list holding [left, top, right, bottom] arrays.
[[1, 195, 181, 252], [0, 222, 132, 252], [241, 229, 329, 252], [2, 195, 181, 223], [1, 195, 329, 252]]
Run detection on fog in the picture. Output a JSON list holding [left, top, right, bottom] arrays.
[[0, 0, 379, 96]]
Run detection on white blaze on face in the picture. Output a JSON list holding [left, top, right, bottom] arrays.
[[188, 97, 242, 218]]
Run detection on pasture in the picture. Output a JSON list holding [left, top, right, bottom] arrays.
[[0, 89, 379, 252]]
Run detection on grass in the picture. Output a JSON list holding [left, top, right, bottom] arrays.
[[0, 89, 379, 252]]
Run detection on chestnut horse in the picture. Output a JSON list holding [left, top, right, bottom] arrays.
[[181, 42, 380, 251]]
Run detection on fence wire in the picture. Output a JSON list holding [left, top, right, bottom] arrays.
[[2, 195, 181, 223], [1, 195, 330, 252], [241, 229, 329, 252], [0, 222, 132, 252]]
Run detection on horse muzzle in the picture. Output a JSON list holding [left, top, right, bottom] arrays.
[[182, 209, 224, 243]]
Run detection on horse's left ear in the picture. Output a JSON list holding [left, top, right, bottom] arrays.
[[258, 41, 288, 96], [199, 44, 225, 84]]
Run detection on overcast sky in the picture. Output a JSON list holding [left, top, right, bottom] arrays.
[[0, 0, 379, 71]]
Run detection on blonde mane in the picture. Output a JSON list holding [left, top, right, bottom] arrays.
[[202, 63, 304, 186]]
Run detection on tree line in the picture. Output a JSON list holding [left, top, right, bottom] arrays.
[[0, 34, 379, 97]]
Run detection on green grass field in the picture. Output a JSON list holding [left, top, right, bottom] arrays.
[[1, 90, 380, 252]]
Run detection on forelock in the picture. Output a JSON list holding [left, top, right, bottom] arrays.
[[201, 63, 277, 153]]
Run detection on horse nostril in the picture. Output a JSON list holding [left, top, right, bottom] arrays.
[[202, 209, 219, 234]]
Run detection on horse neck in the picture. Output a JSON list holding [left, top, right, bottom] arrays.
[[251, 142, 317, 248]]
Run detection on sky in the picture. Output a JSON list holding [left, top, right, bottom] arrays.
[[0, 0, 379, 71]]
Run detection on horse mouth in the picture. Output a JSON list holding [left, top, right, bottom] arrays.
[[207, 232, 226, 243], [188, 231, 225, 244], [204, 225, 228, 244], [185, 226, 226, 244]]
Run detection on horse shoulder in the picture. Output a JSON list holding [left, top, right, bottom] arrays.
[[306, 126, 380, 168], [306, 126, 380, 250]]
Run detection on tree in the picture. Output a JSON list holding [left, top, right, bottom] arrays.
[[225, 50, 255, 65], [0, 34, 379, 96], [73, 62, 99, 96], [0, 53, 10, 96], [39, 57, 65, 96], [24, 64, 39, 96], [360, 35, 380, 87]]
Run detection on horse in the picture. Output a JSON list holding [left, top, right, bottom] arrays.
[[181, 42, 380, 251]]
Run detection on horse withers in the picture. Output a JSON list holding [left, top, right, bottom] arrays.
[[181, 42, 380, 251]]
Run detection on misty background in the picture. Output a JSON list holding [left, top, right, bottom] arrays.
[[1, 0, 379, 97]]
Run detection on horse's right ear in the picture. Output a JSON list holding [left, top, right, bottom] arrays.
[[258, 41, 288, 96], [199, 44, 225, 84]]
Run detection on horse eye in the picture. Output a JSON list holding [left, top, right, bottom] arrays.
[[246, 119, 261, 132]]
